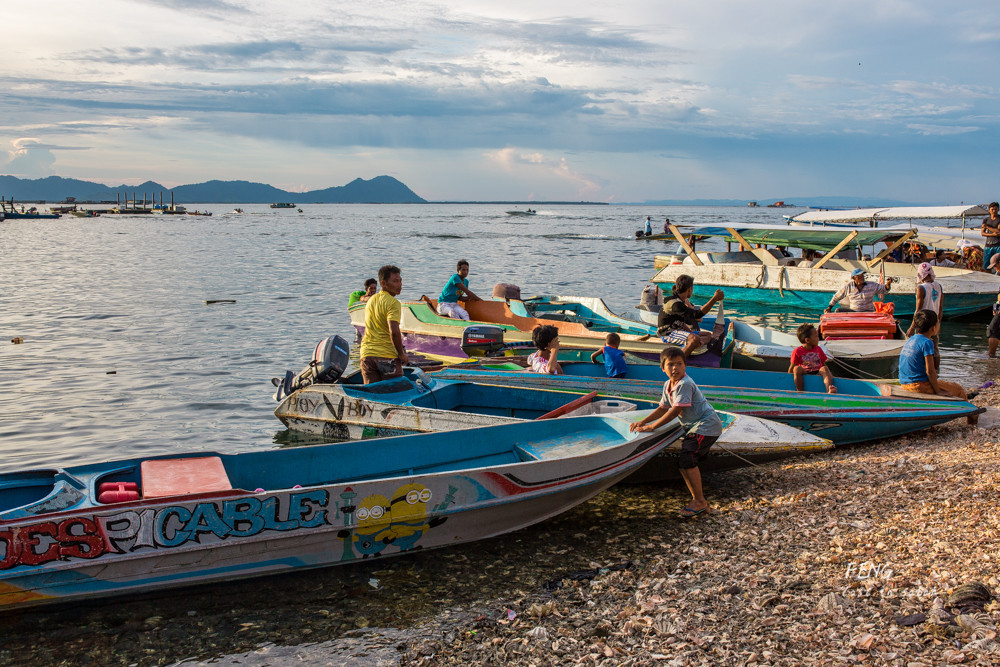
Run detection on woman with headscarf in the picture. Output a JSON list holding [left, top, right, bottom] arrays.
[[906, 262, 943, 369]]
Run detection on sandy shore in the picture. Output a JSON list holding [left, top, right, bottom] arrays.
[[398, 391, 1000, 666]]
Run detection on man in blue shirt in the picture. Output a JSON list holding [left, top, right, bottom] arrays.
[[437, 259, 481, 320]]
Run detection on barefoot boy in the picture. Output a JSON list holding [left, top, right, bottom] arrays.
[[629, 347, 723, 518], [590, 332, 628, 378], [789, 323, 837, 394]]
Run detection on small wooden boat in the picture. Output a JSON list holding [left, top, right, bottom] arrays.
[[0, 416, 675, 611], [270, 202, 296, 208], [187, 210, 213, 217], [348, 294, 734, 368], [273, 370, 831, 478], [428, 361, 981, 446], [651, 215, 1000, 318]]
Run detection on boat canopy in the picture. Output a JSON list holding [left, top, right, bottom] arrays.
[[669, 222, 908, 251], [787, 205, 989, 225]]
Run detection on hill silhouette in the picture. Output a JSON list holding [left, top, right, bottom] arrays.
[[0, 175, 425, 204]]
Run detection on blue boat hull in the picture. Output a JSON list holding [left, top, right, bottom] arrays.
[[0, 417, 676, 611]]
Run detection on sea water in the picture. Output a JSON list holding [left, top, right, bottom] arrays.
[[1, 203, 994, 474]]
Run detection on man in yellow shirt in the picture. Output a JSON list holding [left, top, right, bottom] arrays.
[[359, 265, 409, 383]]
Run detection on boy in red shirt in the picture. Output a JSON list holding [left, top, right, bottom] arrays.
[[788, 323, 837, 394]]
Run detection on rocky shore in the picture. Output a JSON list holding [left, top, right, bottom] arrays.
[[3, 395, 1000, 667], [396, 392, 1000, 666]]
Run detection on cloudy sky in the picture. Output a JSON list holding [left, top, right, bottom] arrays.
[[3, 0, 998, 202]]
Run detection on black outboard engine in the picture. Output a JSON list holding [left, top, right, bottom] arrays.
[[271, 335, 350, 401], [461, 325, 507, 357]]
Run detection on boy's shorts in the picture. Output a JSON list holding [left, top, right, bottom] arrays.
[[660, 329, 692, 347], [678, 433, 719, 469]]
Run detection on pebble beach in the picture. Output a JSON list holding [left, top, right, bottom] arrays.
[[393, 393, 1000, 667]]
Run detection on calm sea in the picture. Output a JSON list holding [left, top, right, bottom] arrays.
[[2, 203, 994, 475]]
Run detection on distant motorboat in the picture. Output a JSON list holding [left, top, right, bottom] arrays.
[[231, 208, 244, 214], [270, 202, 295, 209], [187, 210, 213, 216], [506, 208, 536, 216]]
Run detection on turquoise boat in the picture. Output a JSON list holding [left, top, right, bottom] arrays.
[[0, 416, 674, 611], [274, 370, 832, 479], [651, 220, 1000, 318], [428, 361, 981, 445]]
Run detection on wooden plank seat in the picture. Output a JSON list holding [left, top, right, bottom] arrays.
[[140, 456, 233, 499]]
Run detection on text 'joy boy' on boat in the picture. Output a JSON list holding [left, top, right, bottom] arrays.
[[0, 412, 677, 611]]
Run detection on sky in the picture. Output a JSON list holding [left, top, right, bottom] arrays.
[[3, 0, 999, 202]]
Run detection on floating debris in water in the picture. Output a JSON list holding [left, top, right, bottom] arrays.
[[204, 299, 237, 305], [11, 337, 23, 344]]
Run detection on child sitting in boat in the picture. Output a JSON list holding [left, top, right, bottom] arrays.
[[590, 332, 627, 378], [527, 325, 563, 375], [899, 311, 977, 425], [788, 324, 837, 394], [629, 347, 723, 518]]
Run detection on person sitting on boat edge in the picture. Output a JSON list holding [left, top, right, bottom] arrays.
[[788, 323, 837, 394], [906, 263, 943, 370], [824, 268, 893, 313], [657, 274, 724, 358], [348, 277, 377, 308], [437, 259, 481, 320], [663, 217, 671, 234], [590, 332, 627, 378], [899, 310, 977, 425], [629, 347, 723, 518], [359, 265, 408, 384], [527, 325, 563, 375]]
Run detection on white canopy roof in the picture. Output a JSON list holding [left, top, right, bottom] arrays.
[[787, 205, 989, 224]]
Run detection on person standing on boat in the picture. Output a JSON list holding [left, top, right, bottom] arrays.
[[437, 259, 481, 320], [906, 263, 943, 370], [359, 265, 408, 384], [644, 216, 653, 236], [981, 202, 1000, 270], [657, 275, 724, 358], [663, 217, 671, 234], [824, 268, 893, 313]]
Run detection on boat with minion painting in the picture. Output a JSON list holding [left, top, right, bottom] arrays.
[[0, 414, 676, 611]]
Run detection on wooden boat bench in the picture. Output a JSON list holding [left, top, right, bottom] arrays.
[[140, 456, 233, 499]]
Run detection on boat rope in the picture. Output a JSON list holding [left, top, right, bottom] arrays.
[[826, 356, 887, 380], [755, 265, 766, 288], [712, 444, 762, 468], [777, 266, 786, 298]]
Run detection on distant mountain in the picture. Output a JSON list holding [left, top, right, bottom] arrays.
[[638, 196, 946, 207], [0, 175, 426, 204]]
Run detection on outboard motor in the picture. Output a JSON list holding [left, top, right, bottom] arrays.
[[461, 325, 507, 357], [271, 335, 350, 401]]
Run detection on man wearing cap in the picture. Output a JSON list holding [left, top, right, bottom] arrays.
[[824, 268, 894, 313]]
